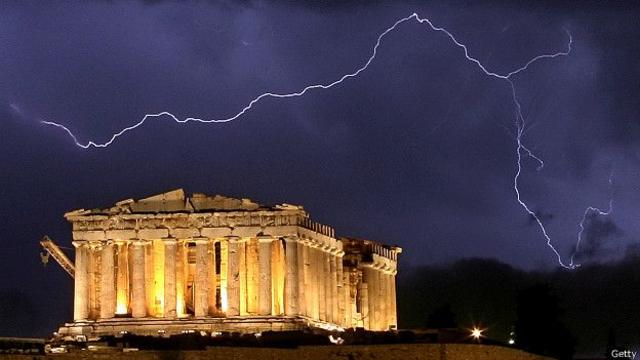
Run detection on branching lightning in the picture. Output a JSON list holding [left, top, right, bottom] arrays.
[[40, 13, 611, 268], [568, 173, 615, 268]]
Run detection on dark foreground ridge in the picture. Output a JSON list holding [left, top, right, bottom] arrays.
[[0, 329, 554, 359]]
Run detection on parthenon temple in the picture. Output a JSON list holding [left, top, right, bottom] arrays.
[[57, 189, 401, 337]]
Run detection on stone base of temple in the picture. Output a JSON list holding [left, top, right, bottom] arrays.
[[56, 316, 341, 340]]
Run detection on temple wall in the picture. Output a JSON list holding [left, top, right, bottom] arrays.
[[65, 206, 401, 334]]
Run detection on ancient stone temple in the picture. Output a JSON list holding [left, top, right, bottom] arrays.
[[57, 189, 401, 338]]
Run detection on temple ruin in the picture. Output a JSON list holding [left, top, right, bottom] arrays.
[[54, 189, 401, 338]]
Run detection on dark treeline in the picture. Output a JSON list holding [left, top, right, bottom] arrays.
[[397, 254, 640, 356]]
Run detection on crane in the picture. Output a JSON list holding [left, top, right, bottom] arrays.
[[40, 235, 74, 278]]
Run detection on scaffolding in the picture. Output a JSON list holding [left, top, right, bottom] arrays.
[[40, 235, 74, 278]]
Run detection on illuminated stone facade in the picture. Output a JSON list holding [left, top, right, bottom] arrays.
[[58, 189, 400, 338]]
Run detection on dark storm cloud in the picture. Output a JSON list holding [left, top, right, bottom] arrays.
[[0, 0, 638, 337]]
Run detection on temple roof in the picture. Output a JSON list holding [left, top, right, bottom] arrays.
[[65, 189, 304, 216]]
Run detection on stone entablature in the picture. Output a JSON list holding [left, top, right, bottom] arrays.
[[59, 189, 400, 338]]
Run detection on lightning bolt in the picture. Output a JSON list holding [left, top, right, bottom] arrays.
[[40, 13, 611, 268], [568, 173, 615, 268]]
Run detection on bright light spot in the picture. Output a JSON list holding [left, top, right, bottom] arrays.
[[470, 327, 484, 340], [220, 287, 228, 311], [508, 338, 515, 345], [116, 302, 128, 315]]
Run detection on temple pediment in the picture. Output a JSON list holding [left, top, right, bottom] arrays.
[[190, 193, 260, 211], [65, 189, 297, 216]]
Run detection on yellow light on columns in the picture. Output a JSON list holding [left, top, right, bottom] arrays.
[[115, 242, 129, 315], [221, 287, 228, 312], [116, 301, 128, 315], [176, 297, 186, 317]]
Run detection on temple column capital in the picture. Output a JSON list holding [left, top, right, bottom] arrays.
[[192, 236, 209, 244], [257, 235, 275, 243], [283, 235, 299, 243], [113, 239, 132, 246], [87, 241, 104, 250], [72, 241, 86, 248], [162, 237, 178, 245], [130, 239, 151, 245], [308, 239, 322, 249]]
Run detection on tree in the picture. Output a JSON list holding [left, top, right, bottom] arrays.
[[515, 283, 575, 360]]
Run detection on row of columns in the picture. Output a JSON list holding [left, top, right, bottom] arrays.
[[72, 235, 396, 331], [295, 238, 347, 326], [360, 263, 397, 331], [74, 238, 227, 321], [73, 235, 310, 322]]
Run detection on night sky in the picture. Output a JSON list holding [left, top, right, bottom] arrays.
[[1, 1, 639, 339]]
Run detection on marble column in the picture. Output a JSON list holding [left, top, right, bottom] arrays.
[[143, 242, 154, 317], [100, 242, 115, 319], [323, 246, 331, 322], [336, 250, 345, 327], [386, 271, 393, 329], [194, 238, 209, 317], [307, 242, 318, 320], [314, 244, 321, 320], [316, 244, 326, 321], [303, 241, 314, 318], [246, 238, 259, 314], [344, 269, 352, 328], [88, 244, 102, 319], [227, 237, 240, 316], [238, 239, 248, 315], [73, 242, 89, 321], [150, 240, 164, 317], [115, 241, 130, 315], [390, 270, 397, 329], [284, 237, 298, 316], [329, 249, 338, 324], [131, 242, 146, 318], [379, 267, 387, 330], [358, 270, 369, 329], [175, 240, 186, 317], [369, 266, 379, 330], [296, 237, 306, 317], [258, 236, 273, 315], [163, 239, 177, 318]]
